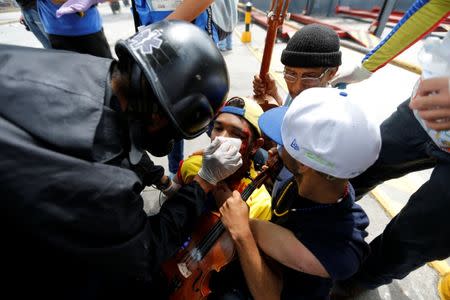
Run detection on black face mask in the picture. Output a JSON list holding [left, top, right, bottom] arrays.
[[145, 126, 176, 157], [128, 119, 176, 165]]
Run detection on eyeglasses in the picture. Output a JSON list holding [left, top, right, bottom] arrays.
[[283, 68, 330, 86]]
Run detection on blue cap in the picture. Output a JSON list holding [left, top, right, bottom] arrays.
[[258, 106, 288, 145]]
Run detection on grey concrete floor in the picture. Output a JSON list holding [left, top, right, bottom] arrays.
[[1, 4, 447, 299]]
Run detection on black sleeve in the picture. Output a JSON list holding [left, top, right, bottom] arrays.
[[84, 180, 207, 282], [0, 121, 207, 284], [129, 152, 165, 187], [146, 181, 206, 275]]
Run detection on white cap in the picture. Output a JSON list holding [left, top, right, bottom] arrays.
[[259, 87, 381, 179]]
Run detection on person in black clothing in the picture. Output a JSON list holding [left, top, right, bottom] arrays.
[[217, 88, 381, 299], [0, 21, 242, 300]]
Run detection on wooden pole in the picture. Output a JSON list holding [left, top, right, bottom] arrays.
[[255, 0, 290, 111]]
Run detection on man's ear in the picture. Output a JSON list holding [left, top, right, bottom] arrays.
[[251, 137, 265, 155], [297, 162, 312, 175], [327, 67, 339, 81]]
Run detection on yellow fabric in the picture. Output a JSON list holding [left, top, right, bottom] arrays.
[[362, 0, 450, 72], [222, 97, 264, 136], [178, 155, 203, 185], [439, 273, 450, 300], [178, 154, 272, 221]]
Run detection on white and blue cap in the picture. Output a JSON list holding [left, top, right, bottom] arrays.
[[219, 97, 263, 137], [259, 87, 381, 179]]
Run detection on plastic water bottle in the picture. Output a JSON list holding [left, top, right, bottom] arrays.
[[412, 31, 450, 152]]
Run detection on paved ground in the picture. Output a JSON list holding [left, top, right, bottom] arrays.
[[1, 4, 447, 299]]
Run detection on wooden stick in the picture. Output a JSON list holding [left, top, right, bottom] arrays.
[[255, 0, 290, 111]]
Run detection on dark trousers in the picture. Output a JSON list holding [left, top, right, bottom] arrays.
[[168, 140, 184, 174], [49, 29, 112, 59], [349, 99, 450, 289]]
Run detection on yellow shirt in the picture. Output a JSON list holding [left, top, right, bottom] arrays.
[[177, 155, 272, 221]]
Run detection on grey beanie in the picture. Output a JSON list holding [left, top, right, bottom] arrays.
[[281, 24, 342, 68]]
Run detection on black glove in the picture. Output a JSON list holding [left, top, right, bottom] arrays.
[[130, 153, 165, 187]]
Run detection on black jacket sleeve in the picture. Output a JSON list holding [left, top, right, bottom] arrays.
[[0, 118, 207, 285], [129, 152, 165, 187], [146, 181, 206, 275]]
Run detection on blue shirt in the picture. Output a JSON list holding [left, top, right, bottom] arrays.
[[38, 0, 102, 36], [133, 0, 171, 25], [272, 180, 370, 299], [134, 0, 219, 43]]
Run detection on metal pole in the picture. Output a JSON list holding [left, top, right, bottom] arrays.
[[373, 0, 398, 37], [130, 0, 141, 33], [327, 0, 339, 17], [241, 2, 252, 43], [304, 0, 314, 16]]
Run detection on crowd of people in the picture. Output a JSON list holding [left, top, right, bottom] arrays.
[[2, 0, 450, 299]]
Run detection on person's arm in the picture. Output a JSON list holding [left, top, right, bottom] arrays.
[[164, 137, 242, 198], [146, 139, 241, 273], [55, 0, 104, 17], [166, 0, 214, 22], [363, 0, 450, 73], [331, 0, 450, 85], [220, 191, 282, 300], [409, 76, 450, 130], [250, 219, 330, 278]]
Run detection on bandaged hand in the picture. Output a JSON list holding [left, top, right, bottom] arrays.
[[330, 62, 372, 87], [198, 137, 242, 185], [56, 0, 104, 17]]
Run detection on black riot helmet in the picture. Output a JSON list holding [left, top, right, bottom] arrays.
[[115, 20, 229, 140]]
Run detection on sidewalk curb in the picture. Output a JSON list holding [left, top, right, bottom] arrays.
[[0, 19, 18, 25]]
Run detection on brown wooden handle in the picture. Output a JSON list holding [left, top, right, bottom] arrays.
[[254, 0, 291, 109], [259, 20, 279, 79]]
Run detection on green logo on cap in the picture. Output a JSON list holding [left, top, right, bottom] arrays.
[[304, 150, 335, 169]]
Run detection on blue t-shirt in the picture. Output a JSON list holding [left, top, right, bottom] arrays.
[[38, 0, 102, 36], [133, 0, 171, 25], [271, 179, 370, 300], [133, 0, 219, 43]]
